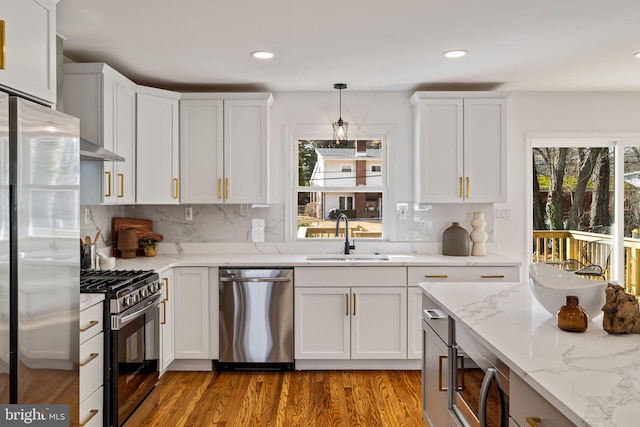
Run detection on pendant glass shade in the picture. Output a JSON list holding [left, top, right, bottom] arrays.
[[333, 83, 348, 143]]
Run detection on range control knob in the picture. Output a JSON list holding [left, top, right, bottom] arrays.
[[140, 288, 149, 298], [123, 295, 132, 307], [132, 293, 139, 304]]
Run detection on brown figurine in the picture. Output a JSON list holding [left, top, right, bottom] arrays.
[[602, 283, 640, 334]]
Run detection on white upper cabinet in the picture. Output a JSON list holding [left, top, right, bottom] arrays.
[[136, 86, 180, 204], [63, 63, 136, 204], [0, 0, 57, 104], [410, 92, 507, 203], [180, 93, 273, 204]]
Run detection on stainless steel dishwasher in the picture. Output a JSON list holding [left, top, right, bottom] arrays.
[[219, 268, 294, 370]]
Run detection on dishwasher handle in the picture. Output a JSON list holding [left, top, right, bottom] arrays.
[[220, 276, 292, 283]]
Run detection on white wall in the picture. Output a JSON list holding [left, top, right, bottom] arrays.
[[500, 92, 640, 268]]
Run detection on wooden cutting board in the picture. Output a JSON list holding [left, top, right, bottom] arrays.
[[112, 217, 164, 257]]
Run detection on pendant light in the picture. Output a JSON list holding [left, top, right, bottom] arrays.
[[332, 83, 349, 144]]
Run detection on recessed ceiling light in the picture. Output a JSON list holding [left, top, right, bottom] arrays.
[[443, 50, 468, 58], [251, 51, 274, 59], [634, 52, 640, 58]]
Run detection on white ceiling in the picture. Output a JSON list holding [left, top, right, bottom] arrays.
[[57, 0, 640, 93]]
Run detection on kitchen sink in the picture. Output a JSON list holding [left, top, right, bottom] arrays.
[[306, 254, 390, 262]]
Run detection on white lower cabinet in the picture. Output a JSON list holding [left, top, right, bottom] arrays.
[[159, 268, 174, 374], [173, 267, 210, 359], [294, 269, 407, 361], [408, 265, 519, 360], [408, 287, 423, 359], [79, 299, 104, 427], [510, 373, 574, 427]]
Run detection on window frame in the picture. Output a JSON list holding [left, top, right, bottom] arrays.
[[288, 125, 392, 243], [528, 133, 640, 287]]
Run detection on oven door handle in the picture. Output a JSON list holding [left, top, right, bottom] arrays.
[[112, 293, 162, 330], [479, 367, 509, 427]]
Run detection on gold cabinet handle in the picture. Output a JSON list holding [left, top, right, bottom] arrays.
[[438, 355, 448, 391], [458, 177, 463, 198], [174, 178, 179, 199], [225, 177, 229, 199], [481, 275, 505, 279], [163, 277, 169, 301], [105, 171, 112, 197], [80, 409, 99, 427], [345, 293, 349, 316], [218, 178, 222, 199], [424, 275, 448, 279], [80, 353, 99, 367], [160, 301, 167, 325], [0, 21, 5, 70], [353, 293, 356, 316], [79, 320, 99, 333], [466, 177, 470, 198], [118, 173, 124, 198], [526, 417, 541, 427]]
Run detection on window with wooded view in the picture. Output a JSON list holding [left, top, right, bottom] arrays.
[[532, 143, 640, 295]]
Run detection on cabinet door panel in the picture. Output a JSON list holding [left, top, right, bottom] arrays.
[[173, 267, 209, 359], [0, 0, 56, 103], [159, 269, 174, 374], [180, 100, 224, 203], [137, 90, 179, 204], [223, 100, 269, 204], [414, 99, 463, 203], [295, 287, 350, 359], [463, 98, 506, 202], [114, 82, 136, 204], [351, 287, 407, 359], [408, 287, 423, 359]]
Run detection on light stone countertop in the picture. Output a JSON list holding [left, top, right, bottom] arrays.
[[419, 281, 640, 427], [80, 293, 104, 311], [96, 252, 521, 273]]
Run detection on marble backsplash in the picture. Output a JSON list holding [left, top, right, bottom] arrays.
[[81, 202, 494, 254]]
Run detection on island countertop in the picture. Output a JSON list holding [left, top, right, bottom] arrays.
[[419, 281, 640, 427]]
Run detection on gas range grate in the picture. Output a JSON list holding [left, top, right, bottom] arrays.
[[80, 269, 157, 293]]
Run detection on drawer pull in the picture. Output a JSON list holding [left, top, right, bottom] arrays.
[[353, 293, 356, 316], [345, 293, 349, 316], [118, 173, 124, 198], [80, 353, 99, 367], [481, 275, 505, 279], [105, 171, 112, 197], [80, 409, 99, 426], [424, 275, 448, 279], [526, 417, 541, 427], [163, 277, 170, 301], [80, 320, 99, 333]]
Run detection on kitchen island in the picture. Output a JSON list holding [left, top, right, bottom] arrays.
[[420, 281, 640, 427]]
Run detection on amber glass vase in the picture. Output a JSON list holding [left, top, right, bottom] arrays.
[[557, 295, 588, 332]]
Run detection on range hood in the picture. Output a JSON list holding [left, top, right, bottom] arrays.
[[80, 138, 125, 162]]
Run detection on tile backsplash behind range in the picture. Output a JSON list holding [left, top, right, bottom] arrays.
[[81, 203, 493, 250]]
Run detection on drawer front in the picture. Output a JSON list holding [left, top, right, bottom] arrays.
[[408, 266, 519, 284], [79, 386, 104, 427], [80, 302, 104, 344], [80, 332, 104, 401], [295, 267, 406, 287]]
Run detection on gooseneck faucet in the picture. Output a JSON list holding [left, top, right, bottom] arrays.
[[335, 213, 356, 255]]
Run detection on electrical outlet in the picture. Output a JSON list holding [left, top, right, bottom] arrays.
[[495, 208, 511, 221], [185, 207, 193, 221], [252, 219, 265, 242], [84, 207, 91, 224], [397, 203, 409, 220]]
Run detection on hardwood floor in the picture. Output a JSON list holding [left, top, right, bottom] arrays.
[[141, 370, 426, 427]]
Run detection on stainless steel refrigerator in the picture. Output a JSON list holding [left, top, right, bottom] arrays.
[[0, 92, 80, 424]]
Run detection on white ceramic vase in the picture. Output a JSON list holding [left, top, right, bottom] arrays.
[[470, 212, 487, 256]]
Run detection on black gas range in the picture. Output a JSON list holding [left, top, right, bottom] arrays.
[[80, 270, 162, 427], [80, 269, 161, 314]]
